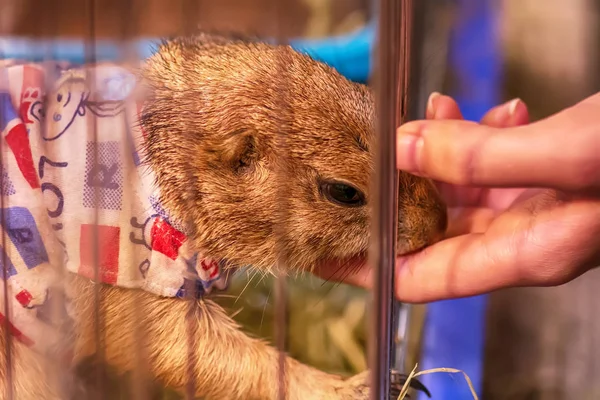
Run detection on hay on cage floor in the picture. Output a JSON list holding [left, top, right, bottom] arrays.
[[79, 271, 435, 399], [397, 364, 478, 400]]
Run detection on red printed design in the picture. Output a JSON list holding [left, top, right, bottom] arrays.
[[150, 217, 186, 260], [15, 290, 33, 307], [79, 225, 120, 285], [0, 312, 34, 346], [200, 260, 220, 280], [5, 123, 40, 189], [20, 66, 44, 124]]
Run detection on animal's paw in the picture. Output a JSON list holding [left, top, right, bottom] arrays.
[[337, 369, 431, 399]]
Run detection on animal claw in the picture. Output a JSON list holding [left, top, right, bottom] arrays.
[[390, 371, 432, 398]]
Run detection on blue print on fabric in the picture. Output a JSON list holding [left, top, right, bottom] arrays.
[[124, 122, 141, 167], [185, 253, 198, 271], [176, 278, 206, 299], [149, 196, 169, 221], [129, 214, 155, 250], [83, 141, 123, 210], [149, 195, 186, 232], [43, 79, 87, 141], [0, 245, 17, 278], [0, 207, 49, 269], [132, 149, 141, 167], [175, 255, 206, 299], [0, 92, 19, 132], [0, 166, 16, 196]]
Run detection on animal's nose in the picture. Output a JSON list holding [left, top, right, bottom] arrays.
[[395, 174, 448, 255]]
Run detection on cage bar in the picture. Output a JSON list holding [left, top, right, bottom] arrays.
[[368, 0, 404, 398], [0, 1, 431, 399]]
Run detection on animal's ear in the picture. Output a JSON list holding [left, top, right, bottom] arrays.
[[219, 130, 263, 173]]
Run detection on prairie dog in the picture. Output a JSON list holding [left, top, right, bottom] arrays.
[[0, 32, 446, 399]]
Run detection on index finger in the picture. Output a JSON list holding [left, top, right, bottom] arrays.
[[396, 93, 600, 193]]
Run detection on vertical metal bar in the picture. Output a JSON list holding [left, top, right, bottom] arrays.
[[0, 70, 14, 400], [369, 0, 409, 398], [40, 0, 75, 397], [181, 2, 200, 399], [0, 7, 14, 398], [114, 1, 151, 399], [83, 1, 107, 398], [399, 1, 426, 123], [0, 160, 13, 400], [389, 0, 405, 376], [594, 0, 600, 93], [392, 0, 436, 376], [394, 304, 411, 370], [274, 274, 288, 400], [273, 1, 290, 399]]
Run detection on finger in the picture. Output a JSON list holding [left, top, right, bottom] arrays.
[[318, 233, 522, 302], [393, 194, 600, 302], [394, 233, 514, 302], [312, 206, 496, 287], [426, 96, 529, 207], [436, 183, 526, 209], [314, 232, 512, 302], [426, 92, 463, 120], [445, 207, 498, 237], [426, 93, 530, 127], [317, 192, 600, 302], [396, 93, 600, 193], [479, 98, 530, 127], [314, 256, 370, 288]]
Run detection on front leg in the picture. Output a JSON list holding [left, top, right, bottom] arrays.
[[68, 273, 427, 399], [0, 324, 87, 400], [68, 273, 341, 399]]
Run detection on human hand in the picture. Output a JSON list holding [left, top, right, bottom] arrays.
[[317, 92, 600, 303]]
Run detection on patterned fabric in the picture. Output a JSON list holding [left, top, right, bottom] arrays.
[[0, 60, 231, 355]]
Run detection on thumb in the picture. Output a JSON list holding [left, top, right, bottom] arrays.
[[396, 93, 600, 193]]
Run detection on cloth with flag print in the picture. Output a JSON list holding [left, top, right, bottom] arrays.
[[0, 59, 231, 356]]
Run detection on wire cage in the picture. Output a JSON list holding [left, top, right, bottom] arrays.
[[2, 0, 492, 398], [0, 0, 454, 399], [1, 0, 598, 399]]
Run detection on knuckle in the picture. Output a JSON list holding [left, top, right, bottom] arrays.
[[444, 127, 483, 186], [570, 155, 600, 191], [451, 147, 477, 186], [565, 128, 600, 191], [528, 262, 573, 286], [520, 248, 579, 287], [419, 122, 478, 185]]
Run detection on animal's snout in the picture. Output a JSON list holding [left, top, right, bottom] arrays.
[[396, 174, 448, 255], [427, 208, 448, 245]]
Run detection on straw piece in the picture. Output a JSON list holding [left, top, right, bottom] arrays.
[[397, 364, 479, 400]]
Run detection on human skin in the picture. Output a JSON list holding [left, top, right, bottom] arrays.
[[317, 92, 600, 303]]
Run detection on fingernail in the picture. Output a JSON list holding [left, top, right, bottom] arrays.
[[427, 92, 441, 118], [396, 129, 424, 172], [494, 98, 522, 125], [507, 98, 521, 117]]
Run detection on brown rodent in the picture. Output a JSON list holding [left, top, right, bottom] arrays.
[[0, 32, 446, 399], [142, 33, 447, 271]]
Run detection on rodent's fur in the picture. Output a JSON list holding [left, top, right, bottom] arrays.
[[141, 33, 446, 272], [0, 32, 446, 399]]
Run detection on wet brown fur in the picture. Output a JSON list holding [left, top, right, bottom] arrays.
[[0, 32, 446, 399]]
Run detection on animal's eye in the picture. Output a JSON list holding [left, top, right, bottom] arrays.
[[321, 181, 365, 207], [57, 93, 63, 102]]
